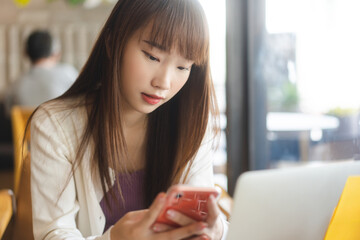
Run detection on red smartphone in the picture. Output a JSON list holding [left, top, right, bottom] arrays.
[[155, 185, 219, 227]]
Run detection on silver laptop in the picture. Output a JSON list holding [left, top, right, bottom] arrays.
[[226, 160, 360, 240]]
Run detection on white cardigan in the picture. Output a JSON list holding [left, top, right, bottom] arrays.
[[30, 99, 225, 240]]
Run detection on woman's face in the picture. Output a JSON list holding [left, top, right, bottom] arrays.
[[119, 25, 194, 116]]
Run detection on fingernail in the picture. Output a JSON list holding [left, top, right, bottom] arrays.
[[209, 194, 217, 203], [153, 225, 162, 232], [167, 209, 175, 218], [158, 193, 166, 202], [198, 222, 208, 230]]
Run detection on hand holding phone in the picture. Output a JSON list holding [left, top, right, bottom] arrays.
[[155, 185, 219, 228]]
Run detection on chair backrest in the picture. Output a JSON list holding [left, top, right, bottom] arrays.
[[11, 106, 34, 195], [1, 153, 34, 240], [12, 153, 34, 240], [0, 189, 15, 239], [215, 184, 233, 221]]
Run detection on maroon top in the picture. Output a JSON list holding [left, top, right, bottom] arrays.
[[99, 169, 146, 232]]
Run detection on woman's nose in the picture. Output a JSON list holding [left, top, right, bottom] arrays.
[[151, 68, 172, 90]]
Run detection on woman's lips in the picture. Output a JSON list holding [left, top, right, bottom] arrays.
[[141, 93, 163, 105]]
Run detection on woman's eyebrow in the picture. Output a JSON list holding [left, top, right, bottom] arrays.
[[142, 40, 166, 52]]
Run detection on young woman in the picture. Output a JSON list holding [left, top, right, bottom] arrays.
[[30, 0, 226, 239]]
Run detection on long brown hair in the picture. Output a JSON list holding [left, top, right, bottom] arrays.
[[33, 0, 219, 207]]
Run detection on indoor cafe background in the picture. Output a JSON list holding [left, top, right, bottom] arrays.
[[0, 0, 228, 190], [1, 0, 360, 196]]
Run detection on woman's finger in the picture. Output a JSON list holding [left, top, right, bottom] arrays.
[[158, 222, 208, 240], [125, 209, 148, 221], [187, 234, 210, 240], [206, 195, 221, 227], [141, 192, 167, 227], [152, 223, 175, 232], [166, 209, 196, 226]]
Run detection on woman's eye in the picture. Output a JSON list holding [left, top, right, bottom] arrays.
[[149, 55, 158, 61], [142, 50, 159, 62], [178, 66, 190, 71]]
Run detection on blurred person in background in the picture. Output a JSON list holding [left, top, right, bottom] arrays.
[[5, 30, 78, 114]]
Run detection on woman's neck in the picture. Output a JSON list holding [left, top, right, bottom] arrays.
[[123, 111, 147, 130], [122, 110, 148, 171]]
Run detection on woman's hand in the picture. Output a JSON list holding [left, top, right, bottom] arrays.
[[152, 195, 224, 240], [110, 193, 209, 240]]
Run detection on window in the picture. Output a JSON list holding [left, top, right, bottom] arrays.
[[263, 0, 360, 167], [199, 0, 227, 190], [226, 0, 360, 193]]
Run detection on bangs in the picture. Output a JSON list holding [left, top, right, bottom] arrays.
[[146, 0, 209, 65]]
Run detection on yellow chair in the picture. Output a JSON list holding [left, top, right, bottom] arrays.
[[0, 154, 34, 240], [215, 184, 233, 221], [0, 189, 15, 239], [11, 106, 34, 195], [324, 176, 360, 240]]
